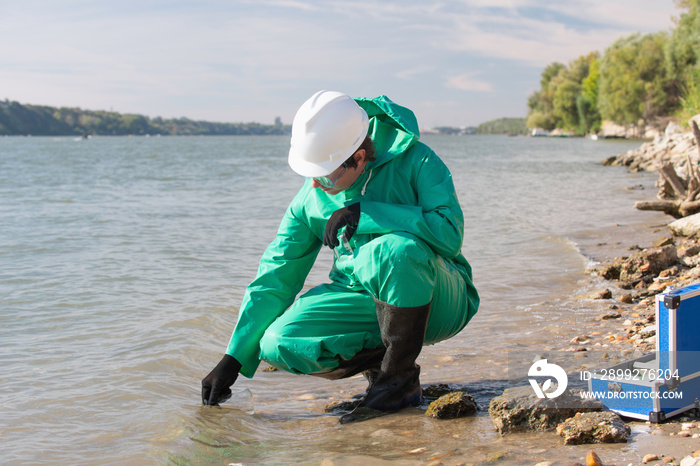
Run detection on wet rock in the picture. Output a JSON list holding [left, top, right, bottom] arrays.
[[571, 335, 590, 343], [488, 385, 603, 434], [643, 454, 660, 463], [599, 312, 622, 320], [592, 289, 613, 299], [422, 383, 454, 400], [619, 245, 678, 283], [586, 450, 604, 466], [485, 451, 508, 462], [620, 294, 633, 304], [556, 411, 631, 445], [425, 391, 477, 419], [597, 258, 625, 280]]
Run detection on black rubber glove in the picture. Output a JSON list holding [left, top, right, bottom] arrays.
[[201, 354, 242, 406], [323, 203, 361, 249]]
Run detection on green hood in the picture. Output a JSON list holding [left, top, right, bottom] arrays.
[[354, 95, 420, 168]]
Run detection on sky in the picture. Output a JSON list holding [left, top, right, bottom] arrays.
[[0, 0, 681, 128]]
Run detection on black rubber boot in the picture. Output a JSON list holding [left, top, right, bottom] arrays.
[[340, 300, 430, 424], [324, 368, 380, 413]]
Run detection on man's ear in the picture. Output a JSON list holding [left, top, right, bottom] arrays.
[[355, 149, 367, 168]]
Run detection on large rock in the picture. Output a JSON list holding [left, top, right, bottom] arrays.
[[598, 245, 678, 283], [619, 245, 678, 282], [425, 391, 478, 419], [556, 411, 631, 445], [669, 213, 700, 237], [488, 385, 603, 435]]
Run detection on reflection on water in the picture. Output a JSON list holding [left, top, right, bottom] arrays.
[[0, 135, 669, 464]]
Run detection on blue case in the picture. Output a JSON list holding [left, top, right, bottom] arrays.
[[588, 283, 700, 422]]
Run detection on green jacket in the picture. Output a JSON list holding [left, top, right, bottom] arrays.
[[227, 95, 476, 378]]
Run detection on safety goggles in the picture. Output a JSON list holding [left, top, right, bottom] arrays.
[[313, 162, 348, 189]]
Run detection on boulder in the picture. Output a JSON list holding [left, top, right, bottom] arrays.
[[425, 391, 478, 419], [597, 257, 626, 280], [556, 411, 631, 445], [669, 213, 700, 237], [595, 245, 678, 285], [619, 245, 678, 282], [488, 385, 603, 435]]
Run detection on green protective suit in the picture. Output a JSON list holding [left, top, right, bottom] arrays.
[[226, 95, 480, 378]]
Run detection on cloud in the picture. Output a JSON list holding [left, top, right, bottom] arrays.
[[395, 65, 434, 80], [445, 72, 493, 92], [0, 0, 680, 126], [249, 0, 318, 12], [425, 0, 677, 66]]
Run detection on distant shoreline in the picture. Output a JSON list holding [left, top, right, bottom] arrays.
[[0, 100, 291, 137]]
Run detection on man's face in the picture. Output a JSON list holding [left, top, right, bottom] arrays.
[[311, 151, 366, 195]]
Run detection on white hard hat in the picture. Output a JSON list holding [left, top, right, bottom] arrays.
[[288, 90, 369, 178]]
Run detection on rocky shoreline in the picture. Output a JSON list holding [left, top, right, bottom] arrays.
[[436, 126, 700, 465], [603, 121, 698, 175], [479, 125, 700, 465], [562, 124, 700, 466]]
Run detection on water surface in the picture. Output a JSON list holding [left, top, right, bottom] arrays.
[[0, 135, 668, 464]]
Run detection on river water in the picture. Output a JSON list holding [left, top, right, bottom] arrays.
[[0, 135, 670, 464]]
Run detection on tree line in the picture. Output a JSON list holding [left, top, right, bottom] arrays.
[[527, 0, 700, 135], [0, 101, 290, 136], [475, 118, 528, 135]]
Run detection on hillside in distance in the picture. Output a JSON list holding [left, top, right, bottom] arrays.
[[0, 100, 290, 136]]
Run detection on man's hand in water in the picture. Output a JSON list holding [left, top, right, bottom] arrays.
[[201, 354, 242, 406]]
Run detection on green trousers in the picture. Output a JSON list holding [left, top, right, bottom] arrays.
[[258, 232, 478, 375]]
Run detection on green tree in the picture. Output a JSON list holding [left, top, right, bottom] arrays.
[[553, 80, 582, 130], [475, 118, 528, 135], [666, 0, 700, 122], [666, 0, 700, 82], [677, 68, 700, 122], [526, 62, 566, 130], [527, 53, 600, 134], [578, 56, 602, 133], [598, 32, 672, 125]]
